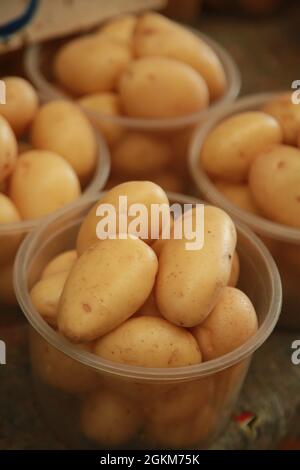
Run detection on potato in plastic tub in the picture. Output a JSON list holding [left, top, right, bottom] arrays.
[[14, 185, 281, 449]]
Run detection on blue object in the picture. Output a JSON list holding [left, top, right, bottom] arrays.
[[0, 0, 39, 39]]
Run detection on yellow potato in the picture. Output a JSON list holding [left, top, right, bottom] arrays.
[[94, 316, 201, 367], [263, 93, 300, 145], [156, 206, 237, 327], [0, 263, 16, 305], [78, 92, 123, 146], [31, 100, 97, 184], [41, 250, 77, 279], [30, 270, 70, 327], [54, 35, 132, 96], [134, 12, 227, 101], [58, 237, 158, 342], [98, 14, 137, 46], [29, 329, 99, 393], [76, 181, 169, 255], [0, 193, 20, 224], [249, 145, 300, 228], [111, 132, 172, 178], [0, 77, 38, 137], [80, 389, 142, 447], [228, 251, 240, 287], [192, 287, 258, 360], [119, 57, 209, 119], [145, 378, 214, 425], [0, 193, 22, 265], [0, 115, 17, 183], [215, 181, 261, 215], [201, 112, 282, 183], [9, 150, 81, 220]]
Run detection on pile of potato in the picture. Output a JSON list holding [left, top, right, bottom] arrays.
[[0, 77, 98, 305], [200, 93, 300, 230], [53, 12, 228, 191], [199, 93, 300, 327], [29, 181, 258, 448]]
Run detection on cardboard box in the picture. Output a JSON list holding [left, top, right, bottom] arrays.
[[0, 0, 167, 54]]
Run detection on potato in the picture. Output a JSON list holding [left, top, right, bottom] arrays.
[[31, 100, 97, 184], [134, 12, 227, 101], [145, 378, 214, 425], [30, 270, 70, 327], [0, 115, 17, 183], [9, 150, 81, 220], [94, 316, 201, 367], [78, 92, 123, 146], [263, 93, 300, 145], [29, 329, 99, 393], [119, 57, 209, 119], [156, 206, 237, 327], [76, 181, 169, 255], [0, 263, 16, 305], [215, 181, 261, 215], [0, 194, 22, 266], [0, 193, 20, 224], [228, 251, 240, 287], [249, 145, 300, 228], [0, 77, 38, 137], [81, 389, 142, 447], [192, 287, 258, 360], [58, 237, 158, 342], [201, 112, 282, 183], [111, 132, 172, 178], [54, 35, 132, 96], [98, 14, 137, 46], [151, 215, 174, 257], [41, 250, 77, 279]]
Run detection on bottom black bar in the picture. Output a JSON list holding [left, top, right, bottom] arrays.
[[0, 450, 299, 466]]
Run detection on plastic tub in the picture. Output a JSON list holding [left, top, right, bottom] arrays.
[[14, 193, 281, 449], [0, 132, 110, 310], [24, 27, 240, 192], [189, 92, 300, 330]]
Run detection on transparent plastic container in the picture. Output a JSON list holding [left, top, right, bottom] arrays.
[[24, 28, 241, 193], [0, 131, 110, 310], [14, 193, 281, 449], [189, 92, 300, 330]]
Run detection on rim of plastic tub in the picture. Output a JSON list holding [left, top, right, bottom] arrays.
[[24, 29, 241, 131], [14, 192, 282, 381], [189, 91, 300, 244]]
